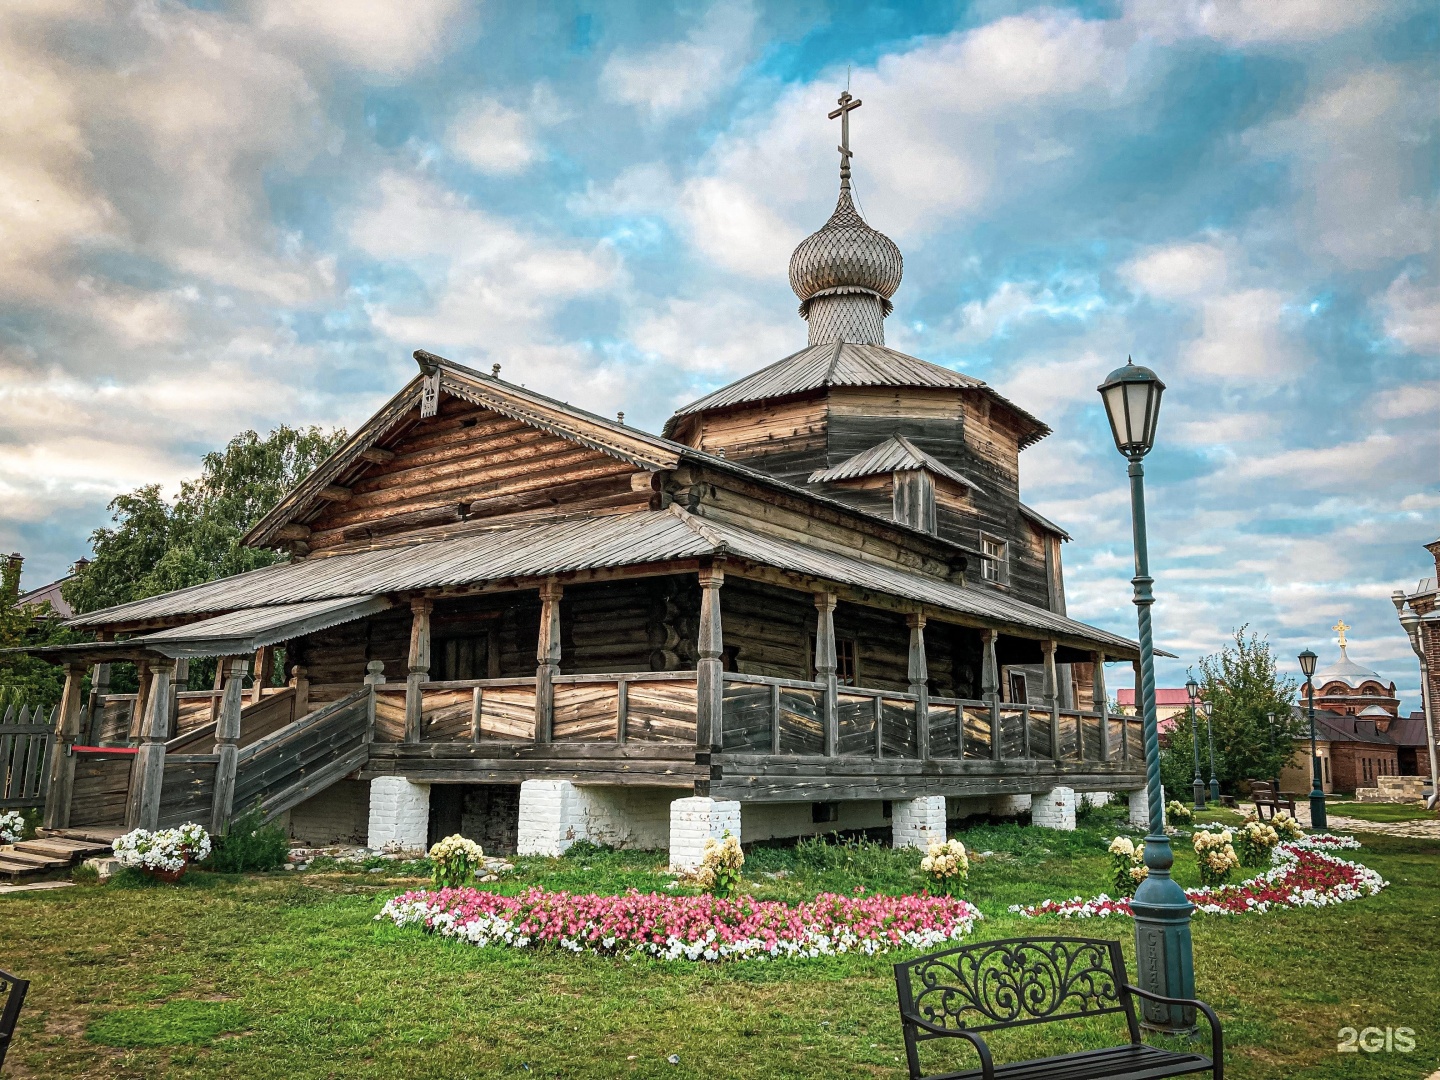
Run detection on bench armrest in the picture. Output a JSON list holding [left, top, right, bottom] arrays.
[[1124, 985, 1224, 1080]]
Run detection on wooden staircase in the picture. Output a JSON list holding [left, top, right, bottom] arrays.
[[0, 830, 115, 880]]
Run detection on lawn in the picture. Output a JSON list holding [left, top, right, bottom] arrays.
[[2, 807, 1436, 1080], [1329, 801, 1439, 824]]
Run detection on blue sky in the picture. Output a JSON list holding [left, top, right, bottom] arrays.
[[2, 0, 1436, 706]]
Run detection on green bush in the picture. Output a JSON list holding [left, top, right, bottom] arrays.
[[203, 805, 289, 873]]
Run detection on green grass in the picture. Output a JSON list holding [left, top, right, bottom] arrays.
[[1329, 801, 1439, 824], [1, 810, 1436, 1079]]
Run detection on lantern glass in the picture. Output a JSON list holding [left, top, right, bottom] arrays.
[[1202, 700, 1213, 719], [1298, 649, 1317, 678], [1097, 359, 1165, 458], [1185, 676, 1200, 701]]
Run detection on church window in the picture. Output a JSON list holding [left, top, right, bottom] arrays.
[[981, 534, 1009, 584]]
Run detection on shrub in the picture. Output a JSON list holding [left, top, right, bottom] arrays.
[[683, 832, 744, 898], [920, 838, 969, 897], [1271, 811, 1304, 841], [1193, 828, 1239, 887], [1235, 817, 1280, 866], [429, 834, 484, 889], [1166, 800, 1193, 825], [1107, 835, 1148, 897], [203, 806, 289, 873]]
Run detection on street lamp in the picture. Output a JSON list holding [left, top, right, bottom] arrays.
[[1298, 648, 1327, 830], [1098, 358, 1194, 1034], [1204, 698, 1219, 803], [1393, 592, 1440, 811], [1267, 711, 1280, 790], [1188, 676, 1205, 811]]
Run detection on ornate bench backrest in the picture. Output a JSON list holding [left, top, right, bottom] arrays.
[[0, 967, 29, 1068], [895, 937, 1138, 1039]]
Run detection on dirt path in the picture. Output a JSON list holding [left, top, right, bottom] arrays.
[[1240, 802, 1440, 840]]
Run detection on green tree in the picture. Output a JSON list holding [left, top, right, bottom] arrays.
[[1196, 627, 1305, 792], [0, 557, 76, 706], [62, 425, 346, 616]]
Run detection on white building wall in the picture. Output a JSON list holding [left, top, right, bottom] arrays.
[[1032, 786, 1076, 831], [669, 797, 742, 870], [367, 776, 430, 852], [290, 779, 370, 846]]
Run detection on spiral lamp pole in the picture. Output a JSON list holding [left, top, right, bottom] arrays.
[[1097, 358, 1195, 1034]]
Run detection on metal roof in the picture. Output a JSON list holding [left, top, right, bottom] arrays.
[[67, 506, 1138, 656], [1018, 503, 1072, 542], [664, 341, 1050, 448], [137, 596, 391, 658], [808, 435, 982, 490], [1313, 646, 1389, 689]]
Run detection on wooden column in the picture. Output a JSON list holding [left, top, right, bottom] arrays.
[[86, 649, 112, 745], [289, 664, 310, 720], [250, 646, 272, 705], [1094, 652, 1109, 761], [128, 657, 152, 746], [1129, 658, 1142, 761], [1043, 639, 1061, 762], [981, 629, 1001, 760], [364, 660, 386, 743], [43, 661, 88, 830], [210, 658, 248, 834], [405, 599, 433, 743], [814, 593, 839, 757], [208, 658, 226, 726], [166, 658, 189, 739], [907, 613, 929, 760], [696, 565, 725, 752], [534, 581, 562, 744], [127, 660, 174, 831]]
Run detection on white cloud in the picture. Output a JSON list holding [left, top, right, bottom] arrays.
[[1185, 289, 1308, 380], [628, 294, 795, 381], [1371, 381, 1440, 421], [1377, 272, 1440, 354], [995, 351, 1112, 420], [250, 0, 468, 78], [448, 98, 541, 175], [601, 0, 757, 118], [1126, 0, 1388, 46], [1122, 242, 1229, 300]]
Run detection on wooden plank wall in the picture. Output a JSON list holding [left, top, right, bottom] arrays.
[[624, 679, 697, 743], [157, 758, 217, 829], [680, 394, 829, 487], [69, 754, 132, 827], [303, 397, 647, 550]]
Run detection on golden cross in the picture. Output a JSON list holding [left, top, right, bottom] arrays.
[[1332, 619, 1350, 647], [828, 91, 862, 189]]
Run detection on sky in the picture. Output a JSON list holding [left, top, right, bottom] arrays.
[[2, 0, 1437, 707]]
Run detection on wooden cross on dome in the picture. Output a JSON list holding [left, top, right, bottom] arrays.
[[828, 91, 861, 189], [1333, 619, 1350, 647]]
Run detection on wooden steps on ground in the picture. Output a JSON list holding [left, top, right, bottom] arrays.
[[1, 830, 115, 881]]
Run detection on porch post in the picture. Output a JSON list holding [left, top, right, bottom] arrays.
[[208, 658, 226, 726], [405, 598, 433, 743], [128, 658, 151, 746], [166, 658, 189, 739], [127, 659, 174, 831], [982, 629, 1001, 760], [1043, 639, 1061, 762], [211, 658, 248, 834], [43, 661, 88, 830], [696, 564, 725, 752], [289, 664, 310, 719], [814, 593, 839, 757], [250, 645, 272, 705], [907, 613, 929, 760], [1129, 658, 1142, 761], [1094, 652, 1109, 761], [535, 580, 562, 744], [86, 646, 112, 745]]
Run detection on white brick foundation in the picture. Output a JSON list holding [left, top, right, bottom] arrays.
[[1128, 785, 1165, 830], [1081, 791, 1113, 809], [1032, 786, 1077, 831], [668, 796, 741, 870], [892, 795, 947, 849], [366, 776, 430, 853], [989, 794, 1032, 818], [517, 782, 677, 856], [517, 780, 587, 856]]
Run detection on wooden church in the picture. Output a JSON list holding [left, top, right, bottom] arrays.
[[33, 97, 1148, 862]]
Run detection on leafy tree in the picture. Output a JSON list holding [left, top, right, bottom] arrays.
[[0, 557, 77, 706]]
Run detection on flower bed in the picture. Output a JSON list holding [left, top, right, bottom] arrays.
[[1011, 840, 1385, 920], [378, 887, 982, 961]]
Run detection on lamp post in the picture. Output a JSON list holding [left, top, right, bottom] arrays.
[[1098, 358, 1194, 1033], [1188, 677, 1205, 811], [1393, 593, 1440, 811], [1204, 698, 1219, 803], [1298, 648, 1327, 830], [1266, 711, 1279, 790]]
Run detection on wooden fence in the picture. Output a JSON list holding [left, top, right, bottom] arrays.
[[1, 702, 56, 810]]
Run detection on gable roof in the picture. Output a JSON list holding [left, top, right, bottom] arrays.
[[69, 505, 1141, 657], [1018, 503, 1072, 542], [664, 340, 1050, 448], [807, 434, 983, 490]]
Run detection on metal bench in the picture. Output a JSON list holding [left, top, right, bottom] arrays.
[[1247, 780, 1295, 822], [0, 967, 28, 1069], [894, 937, 1222, 1080]]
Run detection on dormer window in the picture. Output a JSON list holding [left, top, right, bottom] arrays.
[[981, 533, 1009, 584], [892, 469, 936, 534]]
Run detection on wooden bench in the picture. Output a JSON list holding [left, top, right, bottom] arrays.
[[1247, 780, 1295, 822], [894, 937, 1222, 1080], [0, 967, 28, 1069]]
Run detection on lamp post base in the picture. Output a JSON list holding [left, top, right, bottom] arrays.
[[1309, 790, 1328, 831], [1208, 779, 1220, 803], [1192, 780, 1206, 812], [1131, 834, 1197, 1035]]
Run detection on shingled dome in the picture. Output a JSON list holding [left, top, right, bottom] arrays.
[[789, 189, 903, 310]]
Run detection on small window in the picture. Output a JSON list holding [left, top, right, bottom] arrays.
[[1008, 671, 1029, 705], [981, 534, 1009, 584], [811, 637, 858, 686], [812, 801, 839, 824]]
